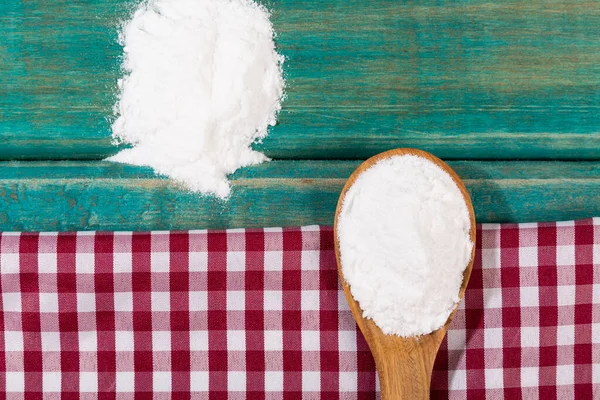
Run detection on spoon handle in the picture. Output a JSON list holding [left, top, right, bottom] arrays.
[[369, 328, 447, 400]]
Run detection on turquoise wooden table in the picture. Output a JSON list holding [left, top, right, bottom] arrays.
[[1, 0, 599, 231]]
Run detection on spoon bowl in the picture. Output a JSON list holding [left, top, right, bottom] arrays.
[[334, 148, 476, 399]]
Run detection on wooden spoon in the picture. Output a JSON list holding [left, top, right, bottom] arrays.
[[334, 148, 476, 399]]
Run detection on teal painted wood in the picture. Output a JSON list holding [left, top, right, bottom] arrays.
[[1, 0, 600, 160], [0, 160, 597, 231]]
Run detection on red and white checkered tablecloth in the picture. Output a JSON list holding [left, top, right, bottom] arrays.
[[0, 219, 598, 399]]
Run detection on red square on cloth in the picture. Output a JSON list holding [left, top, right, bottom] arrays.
[[0, 219, 598, 398]]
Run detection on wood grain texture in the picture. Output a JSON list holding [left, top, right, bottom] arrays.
[[1, 0, 600, 160], [0, 160, 597, 232], [334, 149, 477, 399]]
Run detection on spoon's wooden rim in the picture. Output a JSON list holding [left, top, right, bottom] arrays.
[[333, 148, 477, 337]]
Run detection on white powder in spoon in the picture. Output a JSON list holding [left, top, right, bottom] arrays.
[[108, 0, 284, 198], [336, 155, 473, 337]]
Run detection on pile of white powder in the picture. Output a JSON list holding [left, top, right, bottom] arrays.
[[336, 155, 473, 337], [109, 0, 285, 198]]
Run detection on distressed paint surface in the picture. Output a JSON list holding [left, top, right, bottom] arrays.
[[1, 0, 598, 230], [1, 0, 600, 160], [0, 161, 598, 231]]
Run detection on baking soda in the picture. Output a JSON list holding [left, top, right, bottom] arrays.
[[108, 0, 285, 198], [336, 155, 473, 337]]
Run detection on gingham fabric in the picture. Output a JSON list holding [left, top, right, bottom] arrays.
[[0, 219, 598, 399]]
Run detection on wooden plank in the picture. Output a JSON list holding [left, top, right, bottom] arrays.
[[0, 160, 597, 231], [1, 0, 600, 160]]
